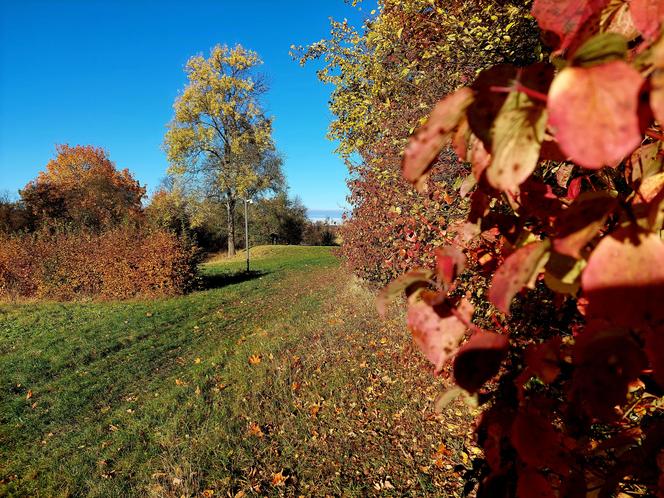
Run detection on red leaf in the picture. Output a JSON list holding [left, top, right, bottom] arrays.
[[553, 192, 618, 258], [645, 329, 664, 388], [407, 298, 474, 374], [453, 331, 508, 392], [516, 468, 557, 498], [570, 323, 647, 419], [582, 227, 664, 327], [630, 0, 664, 40], [467, 65, 516, 148], [489, 241, 551, 314], [566, 176, 583, 200], [435, 246, 466, 288], [471, 134, 491, 180], [525, 338, 563, 383], [547, 61, 644, 169], [402, 88, 474, 191], [511, 408, 571, 474], [601, 0, 640, 40], [532, 0, 610, 52]]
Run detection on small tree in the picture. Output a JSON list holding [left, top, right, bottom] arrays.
[[247, 193, 308, 246], [20, 144, 145, 231], [164, 44, 284, 256]]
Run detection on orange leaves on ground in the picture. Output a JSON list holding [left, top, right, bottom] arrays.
[[402, 88, 474, 191], [271, 471, 287, 487], [247, 422, 264, 438], [308, 403, 321, 417], [547, 61, 643, 169], [248, 354, 262, 365], [581, 227, 664, 327], [489, 240, 551, 314]]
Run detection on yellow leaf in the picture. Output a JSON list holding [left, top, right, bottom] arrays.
[[248, 354, 261, 365]]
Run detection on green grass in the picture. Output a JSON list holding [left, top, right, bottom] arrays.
[[1, 245, 474, 497]]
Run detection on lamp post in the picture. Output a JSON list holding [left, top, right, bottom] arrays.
[[244, 198, 253, 272]]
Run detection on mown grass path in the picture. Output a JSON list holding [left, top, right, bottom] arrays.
[[1, 246, 475, 497]]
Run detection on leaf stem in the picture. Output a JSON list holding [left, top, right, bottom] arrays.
[[646, 129, 664, 142], [489, 83, 548, 103]]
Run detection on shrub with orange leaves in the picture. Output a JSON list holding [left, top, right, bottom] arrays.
[[20, 144, 145, 231], [0, 226, 198, 300]]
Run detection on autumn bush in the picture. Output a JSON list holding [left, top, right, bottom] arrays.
[[0, 227, 198, 301], [21, 144, 146, 231], [376, 0, 664, 496], [298, 0, 541, 283]]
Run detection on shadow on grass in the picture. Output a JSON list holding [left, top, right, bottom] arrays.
[[198, 270, 268, 291]]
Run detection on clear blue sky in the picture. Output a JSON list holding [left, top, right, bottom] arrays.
[[0, 1, 373, 211]]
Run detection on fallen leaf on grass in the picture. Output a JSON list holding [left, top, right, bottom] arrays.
[[309, 403, 321, 417], [248, 355, 261, 365], [271, 471, 287, 487], [247, 422, 264, 438], [26, 390, 33, 400]]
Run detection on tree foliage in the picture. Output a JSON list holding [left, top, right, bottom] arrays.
[[248, 193, 308, 246], [164, 44, 284, 256], [386, 1, 664, 495], [20, 144, 145, 231], [297, 0, 541, 283]]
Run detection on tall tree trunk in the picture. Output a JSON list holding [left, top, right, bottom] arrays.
[[226, 198, 236, 256]]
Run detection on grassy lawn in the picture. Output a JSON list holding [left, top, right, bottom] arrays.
[[1, 246, 474, 497]]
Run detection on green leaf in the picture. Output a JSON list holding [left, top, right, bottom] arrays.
[[572, 33, 628, 67], [486, 91, 548, 191]]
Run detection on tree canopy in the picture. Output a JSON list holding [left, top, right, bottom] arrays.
[[20, 144, 145, 231], [164, 44, 284, 256]]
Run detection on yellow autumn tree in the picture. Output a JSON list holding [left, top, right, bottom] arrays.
[[164, 44, 284, 256]]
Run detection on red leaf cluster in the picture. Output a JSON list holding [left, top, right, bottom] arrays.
[[386, 0, 664, 495]]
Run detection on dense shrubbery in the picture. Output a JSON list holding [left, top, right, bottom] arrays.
[[21, 144, 146, 231], [378, 0, 664, 496], [0, 227, 197, 300], [309, 0, 664, 495], [0, 145, 199, 301], [298, 0, 541, 283]]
